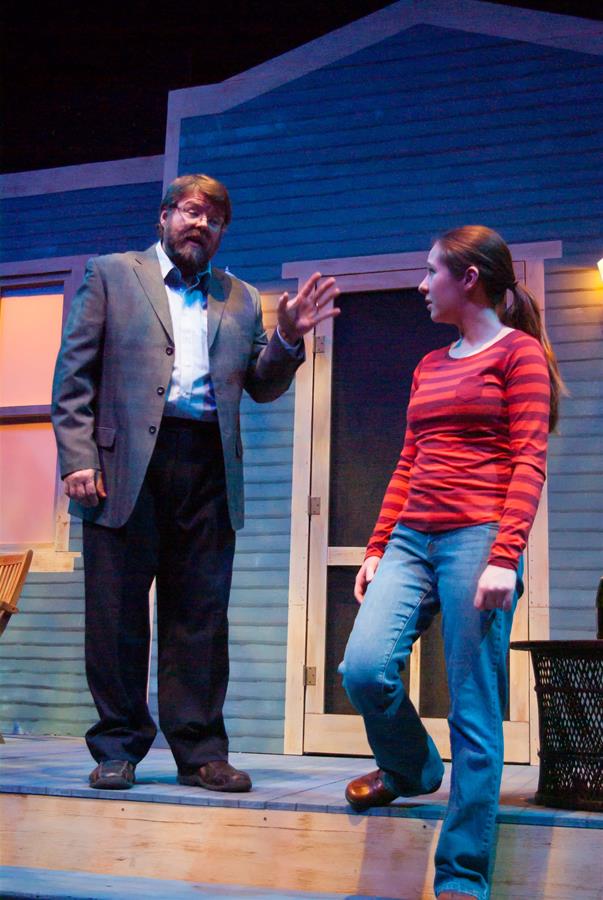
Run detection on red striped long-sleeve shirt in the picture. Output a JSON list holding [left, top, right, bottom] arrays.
[[365, 329, 550, 571]]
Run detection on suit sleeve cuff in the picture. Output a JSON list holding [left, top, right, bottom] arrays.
[[276, 325, 303, 351]]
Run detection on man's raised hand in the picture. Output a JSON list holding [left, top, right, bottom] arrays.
[[277, 272, 340, 344]]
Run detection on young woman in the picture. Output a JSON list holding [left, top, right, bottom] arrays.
[[339, 226, 563, 900]]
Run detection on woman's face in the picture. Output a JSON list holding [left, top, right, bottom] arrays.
[[418, 243, 465, 326]]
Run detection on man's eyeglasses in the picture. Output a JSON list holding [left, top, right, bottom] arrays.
[[171, 204, 224, 232]]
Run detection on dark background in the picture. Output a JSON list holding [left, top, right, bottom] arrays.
[[2, 0, 602, 174]]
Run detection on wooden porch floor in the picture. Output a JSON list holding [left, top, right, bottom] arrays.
[[0, 734, 598, 827], [1, 736, 601, 899]]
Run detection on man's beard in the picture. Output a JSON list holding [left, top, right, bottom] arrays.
[[164, 231, 209, 276]]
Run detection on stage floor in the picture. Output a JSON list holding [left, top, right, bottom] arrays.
[[2, 736, 602, 899], [0, 734, 600, 830]]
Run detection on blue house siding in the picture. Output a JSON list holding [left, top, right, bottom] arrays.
[[0, 522, 94, 736], [0, 181, 162, 263], [545, 263, 603, 639], [177, 22, 603, 648], [147, 388, 295, 754], [225, 389, 294, 752], [177, 26, 603, 284]]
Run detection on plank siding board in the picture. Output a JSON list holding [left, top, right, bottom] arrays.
[[177, 31, 602, 121], [224, 385, 295, 750], [0, 182, 162, 264], [0, 544, 91, 739], [178, 30, 602, 281], [545, 262, 603, 639]]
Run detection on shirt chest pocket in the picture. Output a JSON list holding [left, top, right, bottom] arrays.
[[455, 373, 500, 401]]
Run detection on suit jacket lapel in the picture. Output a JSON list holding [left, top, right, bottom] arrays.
[[208, 268, 229, 351], [133, 247, 174, 343]]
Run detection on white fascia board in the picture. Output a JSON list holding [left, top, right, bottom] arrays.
[[0, 155, 165, 200]]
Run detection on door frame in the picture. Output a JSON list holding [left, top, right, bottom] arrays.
[[282, 242, 561, 763]]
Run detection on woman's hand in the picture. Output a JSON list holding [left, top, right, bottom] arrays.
[[473, 564, 517, 611], [354, 555, 381, 604]]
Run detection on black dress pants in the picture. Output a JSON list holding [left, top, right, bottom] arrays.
[[83, 418, 235, 771]]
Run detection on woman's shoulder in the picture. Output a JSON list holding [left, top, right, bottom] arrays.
[[419, 343, 451, 366], [503, 328, 546, 356], [499, 330, 548, 377]]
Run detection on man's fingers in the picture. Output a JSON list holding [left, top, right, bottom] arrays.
[[296, 273, 337, 306], [96, 472, 107, 498], [84, 477, 97, 496], [313, 308, 341, 327], [312, 276, 337, 303], [64, 469, 103, 507], [80, 477, 99, 506], [298, 272, 322, 298]]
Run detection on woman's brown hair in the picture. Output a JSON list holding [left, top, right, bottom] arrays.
[[437, 225, 565, 431]]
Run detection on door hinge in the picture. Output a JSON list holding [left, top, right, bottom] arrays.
[[308, 496, 321, 516], [303, 666, 317, 686], [313, 335, 326, 354]]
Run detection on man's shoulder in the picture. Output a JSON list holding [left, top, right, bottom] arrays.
[[214, 267, 255, 290], [89, 247, 156, 272], [213, 267, 260, 303]]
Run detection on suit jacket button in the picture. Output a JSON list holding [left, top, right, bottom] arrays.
[[166, 346, 174, 355], [157, 386, 165, 395], [149, 425, 157, 434]]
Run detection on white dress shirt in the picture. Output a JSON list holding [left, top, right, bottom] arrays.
[[156, 242, 217, 421]]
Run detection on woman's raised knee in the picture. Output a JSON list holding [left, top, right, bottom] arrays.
[[340, 649, 388, 715]]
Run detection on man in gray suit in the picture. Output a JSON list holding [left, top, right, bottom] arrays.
[[52, 174, 339, 791]]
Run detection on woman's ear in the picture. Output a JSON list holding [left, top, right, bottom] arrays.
[[463, 265, 480, 290]]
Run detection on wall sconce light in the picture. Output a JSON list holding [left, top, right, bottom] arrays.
[[598, 258, 603, 282]]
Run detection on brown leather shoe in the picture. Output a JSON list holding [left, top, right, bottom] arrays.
[[89, 760, 135, 790], [345, 768, 398, 811], [178, 760, 252, 793]]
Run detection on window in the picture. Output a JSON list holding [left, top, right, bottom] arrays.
[[0, 257, 88, 571]]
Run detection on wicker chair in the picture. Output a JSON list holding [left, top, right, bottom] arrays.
[[0, 549, 33, 742], [0, 550, 33, 639]]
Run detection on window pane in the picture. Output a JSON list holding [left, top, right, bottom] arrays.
[[0, 289, 63, 406], [0, 423, 57, 544]]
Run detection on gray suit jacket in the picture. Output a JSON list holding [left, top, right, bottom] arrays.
[[51, 246, 304, 530]]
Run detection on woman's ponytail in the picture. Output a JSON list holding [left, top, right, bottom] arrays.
[[501, 282, 565, 431]]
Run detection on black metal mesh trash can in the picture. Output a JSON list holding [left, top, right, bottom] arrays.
[[511, 641, 603, 812]]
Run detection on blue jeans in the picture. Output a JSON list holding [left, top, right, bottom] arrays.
[[340, 523, 522, 900]]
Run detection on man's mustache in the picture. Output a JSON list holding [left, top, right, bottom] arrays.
[[181, 230, 208, 245]]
